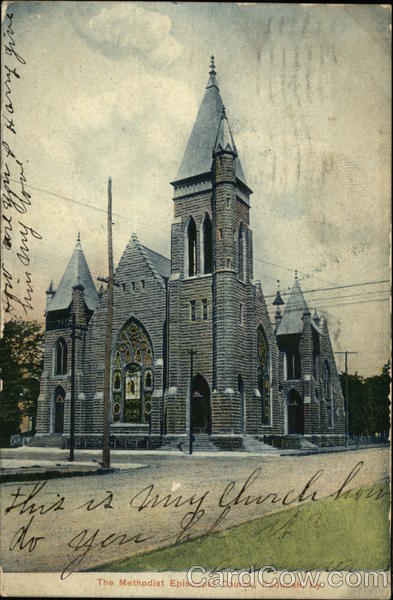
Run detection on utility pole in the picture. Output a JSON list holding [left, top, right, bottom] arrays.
[[189, 349, 197, 455], [335, 351, 358, 447], [102, 177, 114, 469], [69, 312, 76, 462]]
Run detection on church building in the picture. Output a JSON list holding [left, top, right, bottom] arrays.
[[35, 59, 345, 451]]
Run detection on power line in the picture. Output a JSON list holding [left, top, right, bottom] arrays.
[[264, 279, 390, 300], [268, 295, 390, 314], [12, 178, 390, 293], [267, 287, 390, 311]]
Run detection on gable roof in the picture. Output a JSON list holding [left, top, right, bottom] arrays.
[[48, 237, 99, 312], [140, 244, 171, 279], [174, 64, 248, 186], [114, 233, 171, 290]]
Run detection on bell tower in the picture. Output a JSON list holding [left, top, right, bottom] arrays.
[[165, 58, 254, 443]]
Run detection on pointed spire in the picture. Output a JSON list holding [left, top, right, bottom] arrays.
[[214, 106, 236, 154], [207, 55, 219, 89], [47, 239, 99, 312], [313, 308, 320, 325], [46, 280, 55, 296], [273, 279, 284, 307], [276, 275, 310, 335], [273, 290, 284, 307], [98, 283, 104, 299], [173, 56, 248, 187]]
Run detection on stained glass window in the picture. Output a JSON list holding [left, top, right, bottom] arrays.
[[145, 370, 153, 389], [257, 326, 270, 425], [111, 319, 154, 423]]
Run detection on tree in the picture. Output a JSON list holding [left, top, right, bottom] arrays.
[[341, 361, 391, 439], [364, 360, 390, 439], [0, 319, 44, 445]]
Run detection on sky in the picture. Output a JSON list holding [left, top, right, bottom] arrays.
[[1, 2, 391, 376]]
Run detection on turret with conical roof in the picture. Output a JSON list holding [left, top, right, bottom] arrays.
[[276, 273, 322, 337], [46, 234, 99, 315], [45, 234, 99, 330]]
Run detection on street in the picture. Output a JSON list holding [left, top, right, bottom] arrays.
[[0, 447, 389, 576]]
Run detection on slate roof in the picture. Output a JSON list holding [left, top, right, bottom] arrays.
[[48, 237, 99, 312], [140, 245, 171, 279], [175, 66, 248, 186], [277, 278, 323, 336]]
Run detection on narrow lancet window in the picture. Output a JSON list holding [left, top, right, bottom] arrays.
[[187, 218, 197, 277], [202, 214, 213, 274]]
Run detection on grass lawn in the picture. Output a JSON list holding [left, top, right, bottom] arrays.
[[93, 483, 390, 572]]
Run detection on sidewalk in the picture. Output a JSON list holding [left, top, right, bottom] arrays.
[[0, 442, 389, 483], [0, 447, 149, 483]]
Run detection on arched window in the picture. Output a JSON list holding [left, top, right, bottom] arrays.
[[202, 213, 213, 274], [112, 319, 154, 424], [323, 361, 333, 427], [55, 338, 67, 375], [238, 223, 246, 281], [257, 326, 270, 425], [187, 217, 197, 277], [286, 349, 301, 380], [323, 361, 331, 396]]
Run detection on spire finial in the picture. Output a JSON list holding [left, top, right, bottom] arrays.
[[210, 55, 216, 74], [294, 269, 298, 282], [77, 232, 80, 242]]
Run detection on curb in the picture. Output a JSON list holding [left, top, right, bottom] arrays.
[[0, 466, 117, 484]]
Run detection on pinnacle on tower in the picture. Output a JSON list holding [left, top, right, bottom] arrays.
[[273, 279, 284, 318], [213, 105, 236, 154], [46, 280, 55, 295]]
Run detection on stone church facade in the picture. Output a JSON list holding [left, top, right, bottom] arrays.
[[35, 61, 345, 450]]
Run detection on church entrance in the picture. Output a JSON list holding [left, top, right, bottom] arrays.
[[54, 386, 65, 434], [192, 374, 211, 434], [287, 389, 304, 434]]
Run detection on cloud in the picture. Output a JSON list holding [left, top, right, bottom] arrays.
[[81, 4, 182, 66]]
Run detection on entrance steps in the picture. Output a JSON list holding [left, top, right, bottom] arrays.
[[27, 434, 64, 448], [242, 435, 279, 454], [190, 434, 220, 452]]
